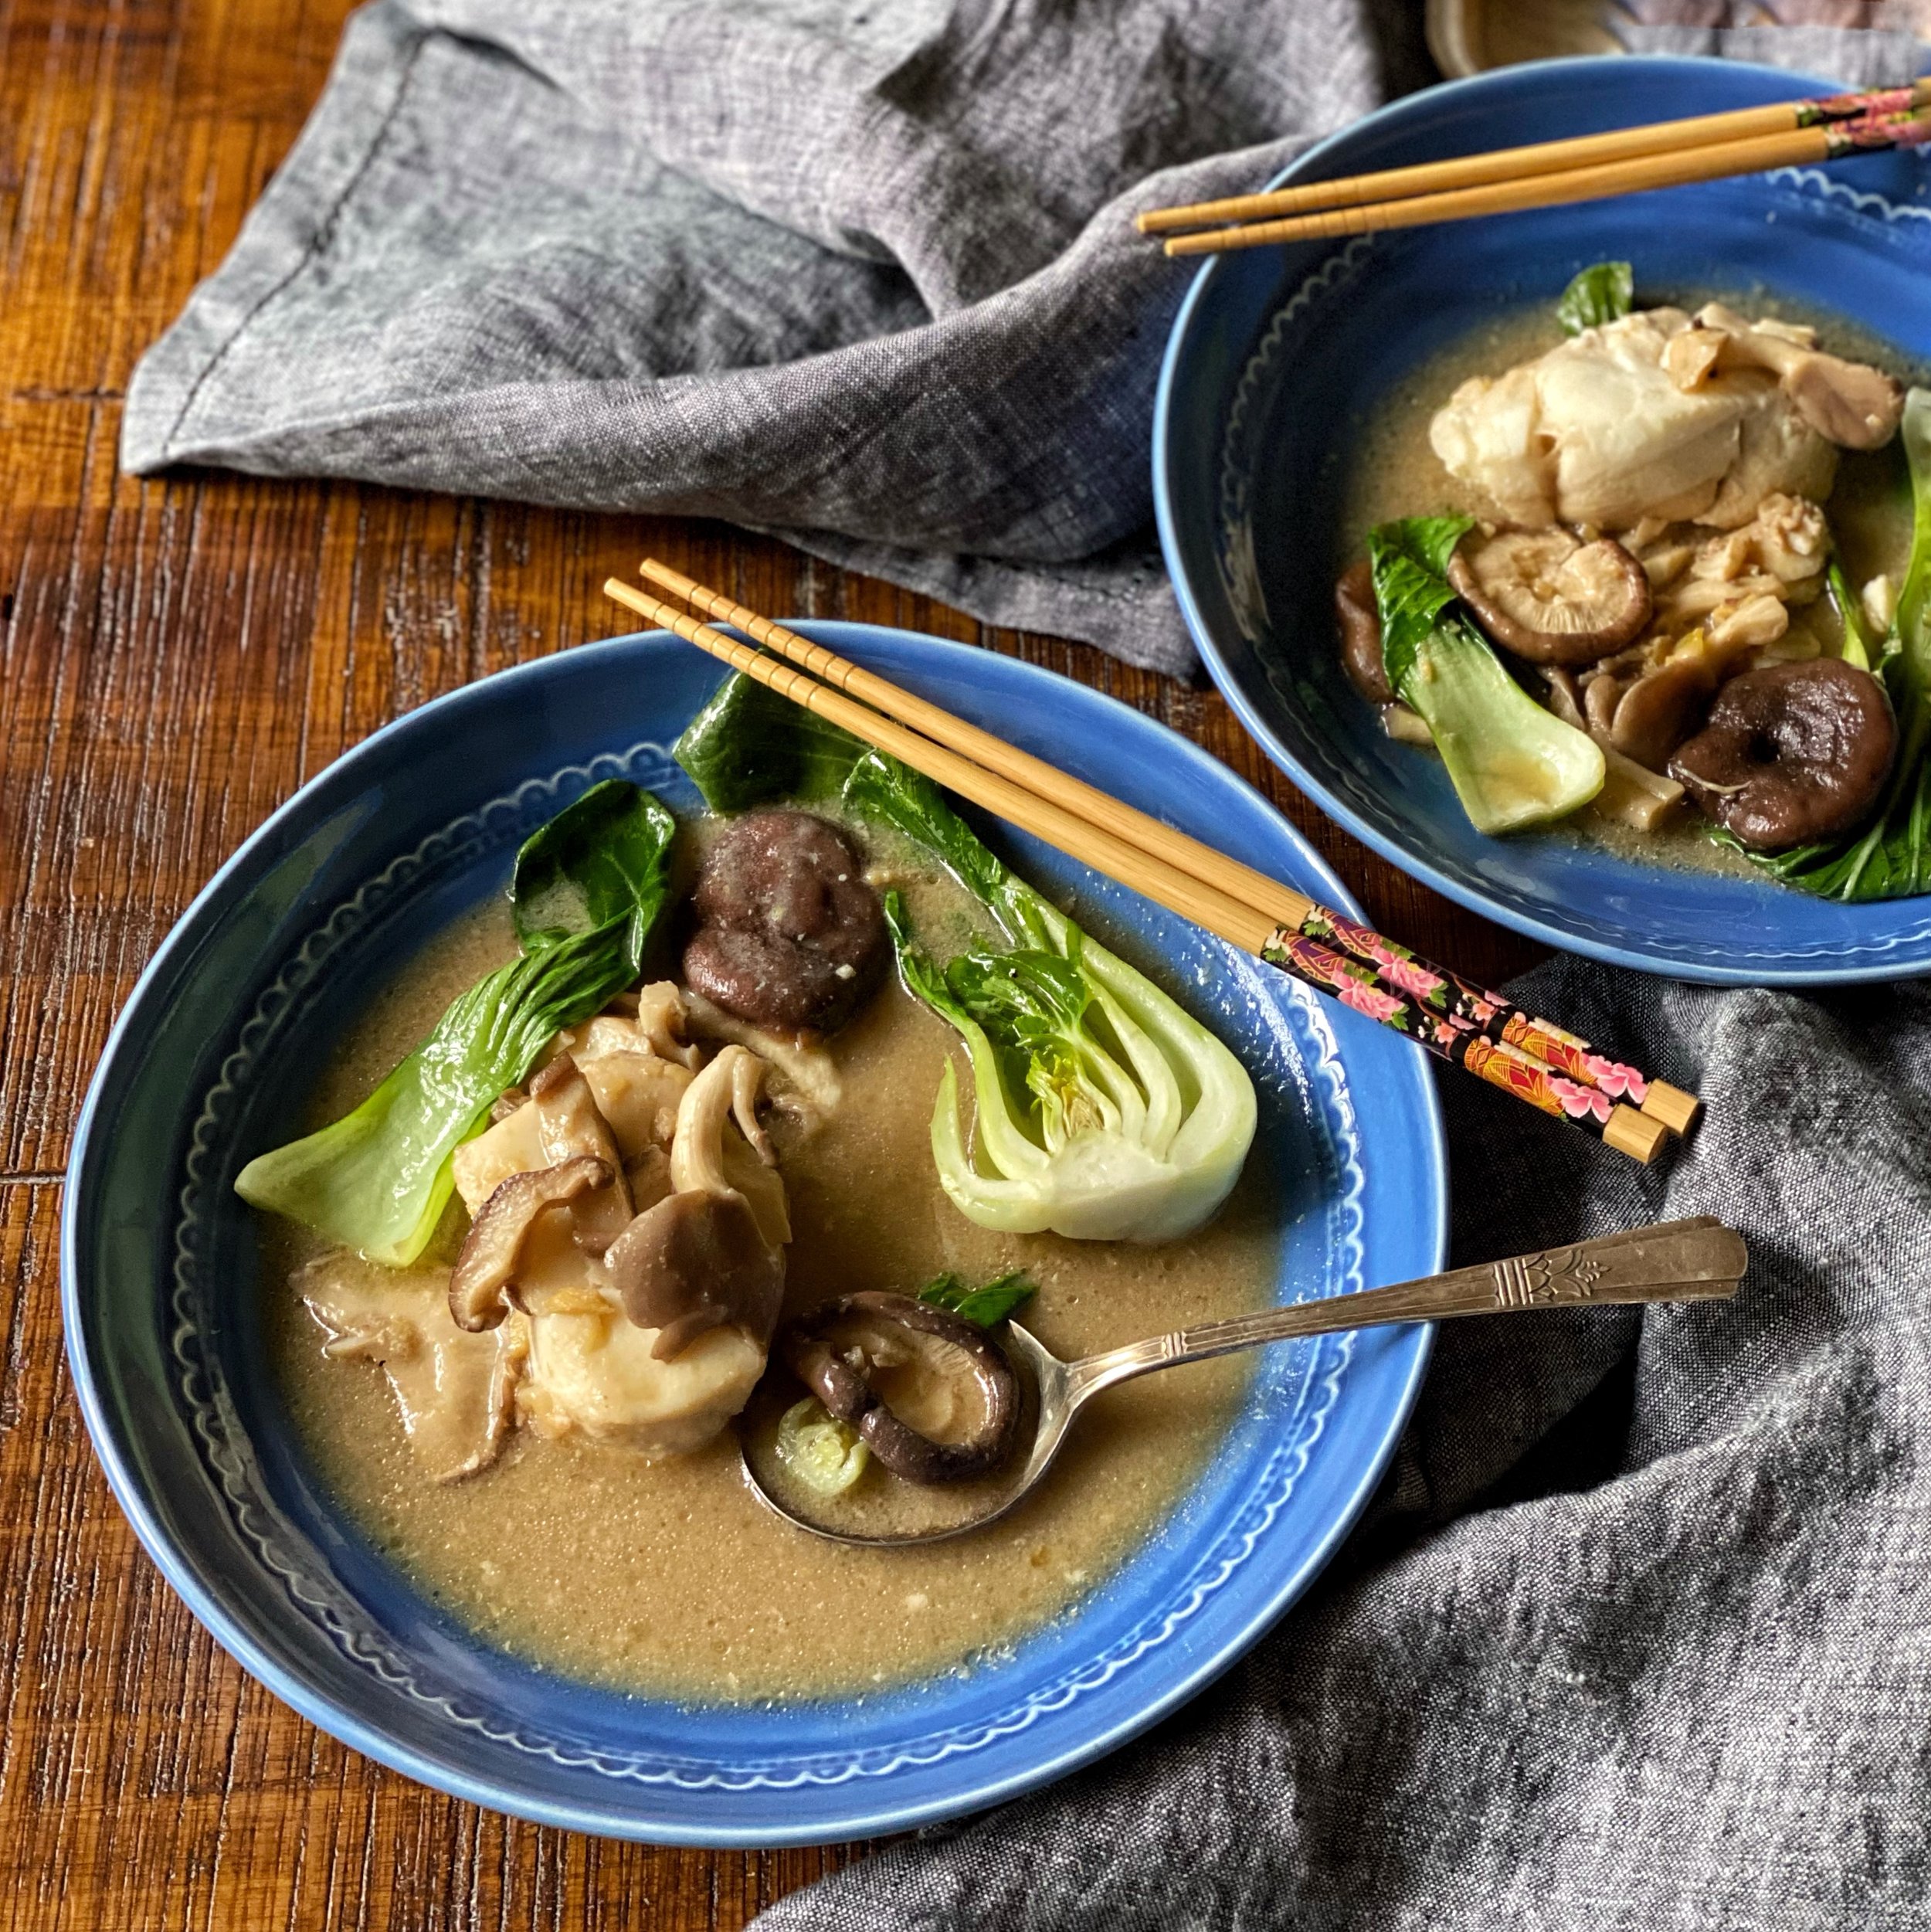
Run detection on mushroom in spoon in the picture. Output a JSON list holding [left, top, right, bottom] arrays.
[[782, 1292, 1021, 1484], [742, 1221, 1746, 1547]]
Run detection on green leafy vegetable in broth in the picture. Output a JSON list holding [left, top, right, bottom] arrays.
[[1828, 558, 1875, 674], [1722, 388, 1931, 901], [1369, 518, 1606, 835], [917, 1268, 1037, 1329], [1371, 514, 1477, 691], [775, 1397, 870, 1496], [674, 666, 868, 812], [847, 751, 1256, 1243], [235, 780, 677, 1265], [512, 777, 677, 953], [1556, 261, 1634, 337]]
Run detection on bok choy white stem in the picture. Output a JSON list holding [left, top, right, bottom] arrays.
[[1372, 514, 1606, 834], [846, 753, 1256, 1243]]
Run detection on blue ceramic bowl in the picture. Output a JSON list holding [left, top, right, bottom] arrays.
[[64, 627, 1445, 1845], [1156, 56, 1931, 985]]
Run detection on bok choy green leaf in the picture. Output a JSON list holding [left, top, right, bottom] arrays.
[[1369, 516, 1605, 834], [674, 666, 867, 812], [918, 1268, 1037, 1328], [235, 780, 677, 1265], [847, 752, 1257, 1243], [1556, 261, 1634, 337], [1722, 387, 1931, 900]]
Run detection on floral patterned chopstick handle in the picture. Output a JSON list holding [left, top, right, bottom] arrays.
[[1259, 912, 1673, 1161], [1290, 907, 1651, 1102], [1797, 86, 1922, 131]]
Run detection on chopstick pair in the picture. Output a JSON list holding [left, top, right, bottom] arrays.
[[602, 564, 1702, 1165], [1138, 79, 1931, 256]]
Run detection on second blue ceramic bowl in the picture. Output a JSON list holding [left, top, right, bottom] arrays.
[[1156, 56, 1931, 985]]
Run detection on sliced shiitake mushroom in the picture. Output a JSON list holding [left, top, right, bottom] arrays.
[[1449, 528, 1652, 666], [1605, 657, 1718, 772], [530, 1052, 632, 1254], [448, 1154, 612, 1332], [1334, 559, 1393, 705], [604, 1189, 785, 1360], [782, 1292, 1020, 1486], [1670, 657, 1896, 851]]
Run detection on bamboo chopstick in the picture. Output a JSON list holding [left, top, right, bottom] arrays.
[[1137, 80, 1931, 236], [603, 574, 1693, 1163], [1159, 109, 1931, 256], [633, 558, 1698, 1137]]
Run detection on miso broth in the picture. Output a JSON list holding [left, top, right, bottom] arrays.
[[272, 875, 1281, 1705]]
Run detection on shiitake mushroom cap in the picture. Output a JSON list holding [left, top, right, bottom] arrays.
[[1669, 657, 1896, 851], [682, 811, 887, 1036], [782, 1292, 1022, 1486]]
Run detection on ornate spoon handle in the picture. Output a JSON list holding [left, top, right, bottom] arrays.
[[1064, 1217, 1743, 1404]]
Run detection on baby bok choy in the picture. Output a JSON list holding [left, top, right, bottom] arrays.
[[843, 752, 1257, 1244], [235, 779, 676, 1265], [1372, 514, 1606, 834]]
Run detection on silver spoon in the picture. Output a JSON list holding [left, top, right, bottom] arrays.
[[742, 1217, 1746, 1547]]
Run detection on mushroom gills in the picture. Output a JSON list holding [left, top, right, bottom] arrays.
[[1448, 528, 1651, 665]]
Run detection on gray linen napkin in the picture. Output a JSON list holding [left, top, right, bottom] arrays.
[[117, 1, 1918, 671], [758, 964, 1931, 1930], [120, 0, 1441, 674]]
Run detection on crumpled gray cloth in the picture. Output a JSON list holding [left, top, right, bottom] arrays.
[[122, 0, 1437, 674], [758, 964, 1931, 1930], [119, 0, 1913, 671]]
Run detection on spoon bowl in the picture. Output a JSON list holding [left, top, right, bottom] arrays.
[[742, 1217, 1747, 1547]]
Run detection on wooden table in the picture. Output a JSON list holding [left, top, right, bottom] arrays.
[[0, 0, 1541, 1922]]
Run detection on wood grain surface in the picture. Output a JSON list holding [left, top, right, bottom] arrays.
[[0, 0, 1542, 1923]]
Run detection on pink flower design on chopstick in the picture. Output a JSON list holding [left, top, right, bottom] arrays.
[[1380, 956, 1446, 1003], [1583, 1054, 1649, 1104], [1549, 1077, 1614, 1124], [1336, 980, 1406, 1027]]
